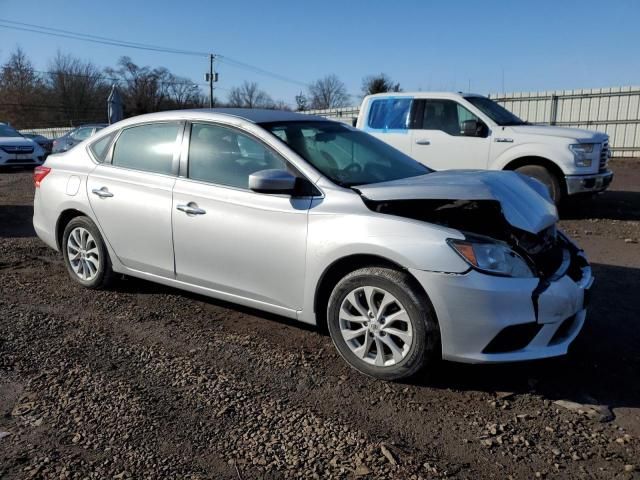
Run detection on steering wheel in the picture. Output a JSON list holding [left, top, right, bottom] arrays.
[[343, 162, 362, 174]]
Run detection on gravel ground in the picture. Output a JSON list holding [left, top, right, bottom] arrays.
[[1, 160, 639, 479]]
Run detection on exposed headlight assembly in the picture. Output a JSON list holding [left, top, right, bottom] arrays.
[[448, 239, 534, 278], [569, 143, 595, 167]]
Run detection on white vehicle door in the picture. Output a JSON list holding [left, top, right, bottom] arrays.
[[410, 99, 491, 170], [360, 97, 413, 155], [171, 122, 311, 310], [87, 122, 182, 278]]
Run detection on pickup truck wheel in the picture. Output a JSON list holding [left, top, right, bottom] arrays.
[[327, 267, 440, 381], [515, 165, 562, 203]]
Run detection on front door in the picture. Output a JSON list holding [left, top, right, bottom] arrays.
[[410, 99, 491, 170], [87, 121, 182, 277], [172, 122, 310, 310]]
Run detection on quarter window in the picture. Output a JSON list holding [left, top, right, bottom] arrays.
[[418, 100, 482, 136], [89, 132, 117, 163], [111, 123, 181, 175], [367, 98, 412, 130], [188, 123, 288, 189]]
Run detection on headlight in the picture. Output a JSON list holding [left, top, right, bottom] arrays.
[[447, 239, 534, 277], [569, 143, 595, 167]]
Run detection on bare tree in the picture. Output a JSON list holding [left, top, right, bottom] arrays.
[[0, 47, 48, 128], [295, 91, 308, 111], [361, 73, 401, 96], [47, 52, 109, 125], [227, 81, 273, 108], [165, 75, 204, 108], [308, 74, 350, 109], [106, 57, 171, 115]]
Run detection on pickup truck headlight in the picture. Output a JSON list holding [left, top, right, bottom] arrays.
[[448, 239, 534, 278], [569, 143, 595, 167]]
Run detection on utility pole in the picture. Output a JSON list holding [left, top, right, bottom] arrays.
[[206, 54, 217, 108]]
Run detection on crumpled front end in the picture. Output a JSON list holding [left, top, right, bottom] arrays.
[[410, 233, 592, 362]]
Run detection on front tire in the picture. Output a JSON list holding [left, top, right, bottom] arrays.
[[515, 164, 562, 204], [62, 216, 114, 289], [327, 267, 440, 381]]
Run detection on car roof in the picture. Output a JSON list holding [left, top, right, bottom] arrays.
[[197, 108, 327, 123], [103, 109, 329, 130]]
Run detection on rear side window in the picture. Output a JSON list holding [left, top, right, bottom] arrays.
[[89, 132, 116, 163], [188, 123, 288, 189], [111, 123, 181, 175], [367, 98, 412, 130]]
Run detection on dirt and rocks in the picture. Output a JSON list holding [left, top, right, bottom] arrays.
[[0, 160, 639, 479]]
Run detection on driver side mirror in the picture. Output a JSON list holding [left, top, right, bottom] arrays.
[[461, 119, 487, 137], [249, 169, 297, 194]]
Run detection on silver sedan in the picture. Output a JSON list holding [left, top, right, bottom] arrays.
[[33, 109, 593, 380]]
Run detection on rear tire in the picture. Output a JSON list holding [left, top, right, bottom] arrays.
[[515, 164, 562, 204], [62, 216, 114, 289], [327, 267, 440, 381]]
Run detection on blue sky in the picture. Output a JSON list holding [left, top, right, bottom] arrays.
[[1, 0, 638, 106]]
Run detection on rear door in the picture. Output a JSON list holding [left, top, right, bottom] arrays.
[[171, 122, 311, 311], [410, 99, 491, 170], [87, 121, 183, 277]]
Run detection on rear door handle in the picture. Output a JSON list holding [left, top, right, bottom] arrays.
[[177, 203, 206, 215], [91, 187, 114, 198], [415, 139, 431, 145]]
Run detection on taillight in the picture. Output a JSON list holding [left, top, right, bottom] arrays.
[[33, 166, 51, 188]]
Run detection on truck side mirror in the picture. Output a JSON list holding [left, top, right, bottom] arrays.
[[462, 119, 487, 137]]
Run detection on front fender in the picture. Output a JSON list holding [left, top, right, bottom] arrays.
[[491, 142, 573, 175], [299, 210, 470, 325]]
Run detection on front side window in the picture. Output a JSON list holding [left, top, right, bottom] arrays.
[[262, 121, 429, 187], [417, 99, 482, 136], [111, 123, 180, 175], [188, 123, 288, 189], [367, 98, 412, 130]]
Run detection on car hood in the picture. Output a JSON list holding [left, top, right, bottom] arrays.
[[356, 170, 558, 234], [0, 136, 37, 146], [509, 125, 607, 142]]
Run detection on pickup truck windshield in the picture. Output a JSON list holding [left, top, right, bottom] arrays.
[[464, 96, 527, 126], [261, 121, 430, 187]]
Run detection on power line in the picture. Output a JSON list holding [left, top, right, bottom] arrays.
[[0, 18, 313, 89]]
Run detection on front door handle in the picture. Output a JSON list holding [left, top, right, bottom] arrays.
[[177, 203, 206, 215], [415, 139, 431, 145], [92, 187, 114, 198]]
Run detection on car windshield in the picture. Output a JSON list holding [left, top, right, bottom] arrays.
[[261, 121, 430, 187], [464, 96, 527, 126], [0, 124, 23, 138]]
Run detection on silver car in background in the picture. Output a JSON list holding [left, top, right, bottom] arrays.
[[33, 109, 593, 380]]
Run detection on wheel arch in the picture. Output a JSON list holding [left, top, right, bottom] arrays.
[[313, 253, 431, 333], [55, 208, 89, 250], [503, 156, 566, 194]]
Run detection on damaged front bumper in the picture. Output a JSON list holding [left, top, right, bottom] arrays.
[[410, 243, 593, 363]]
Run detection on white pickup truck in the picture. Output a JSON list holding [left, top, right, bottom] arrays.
[[356, 92, 613, 203]]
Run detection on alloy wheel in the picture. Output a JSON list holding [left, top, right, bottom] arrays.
[[66, 226, 100, 281], [338, 286, 414, 367]]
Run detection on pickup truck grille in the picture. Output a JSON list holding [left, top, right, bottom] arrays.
[[599, 141, 610, 172]]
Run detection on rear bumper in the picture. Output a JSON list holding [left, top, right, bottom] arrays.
[[565, 170, 613, 195], [410, 245, 592, 363]]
